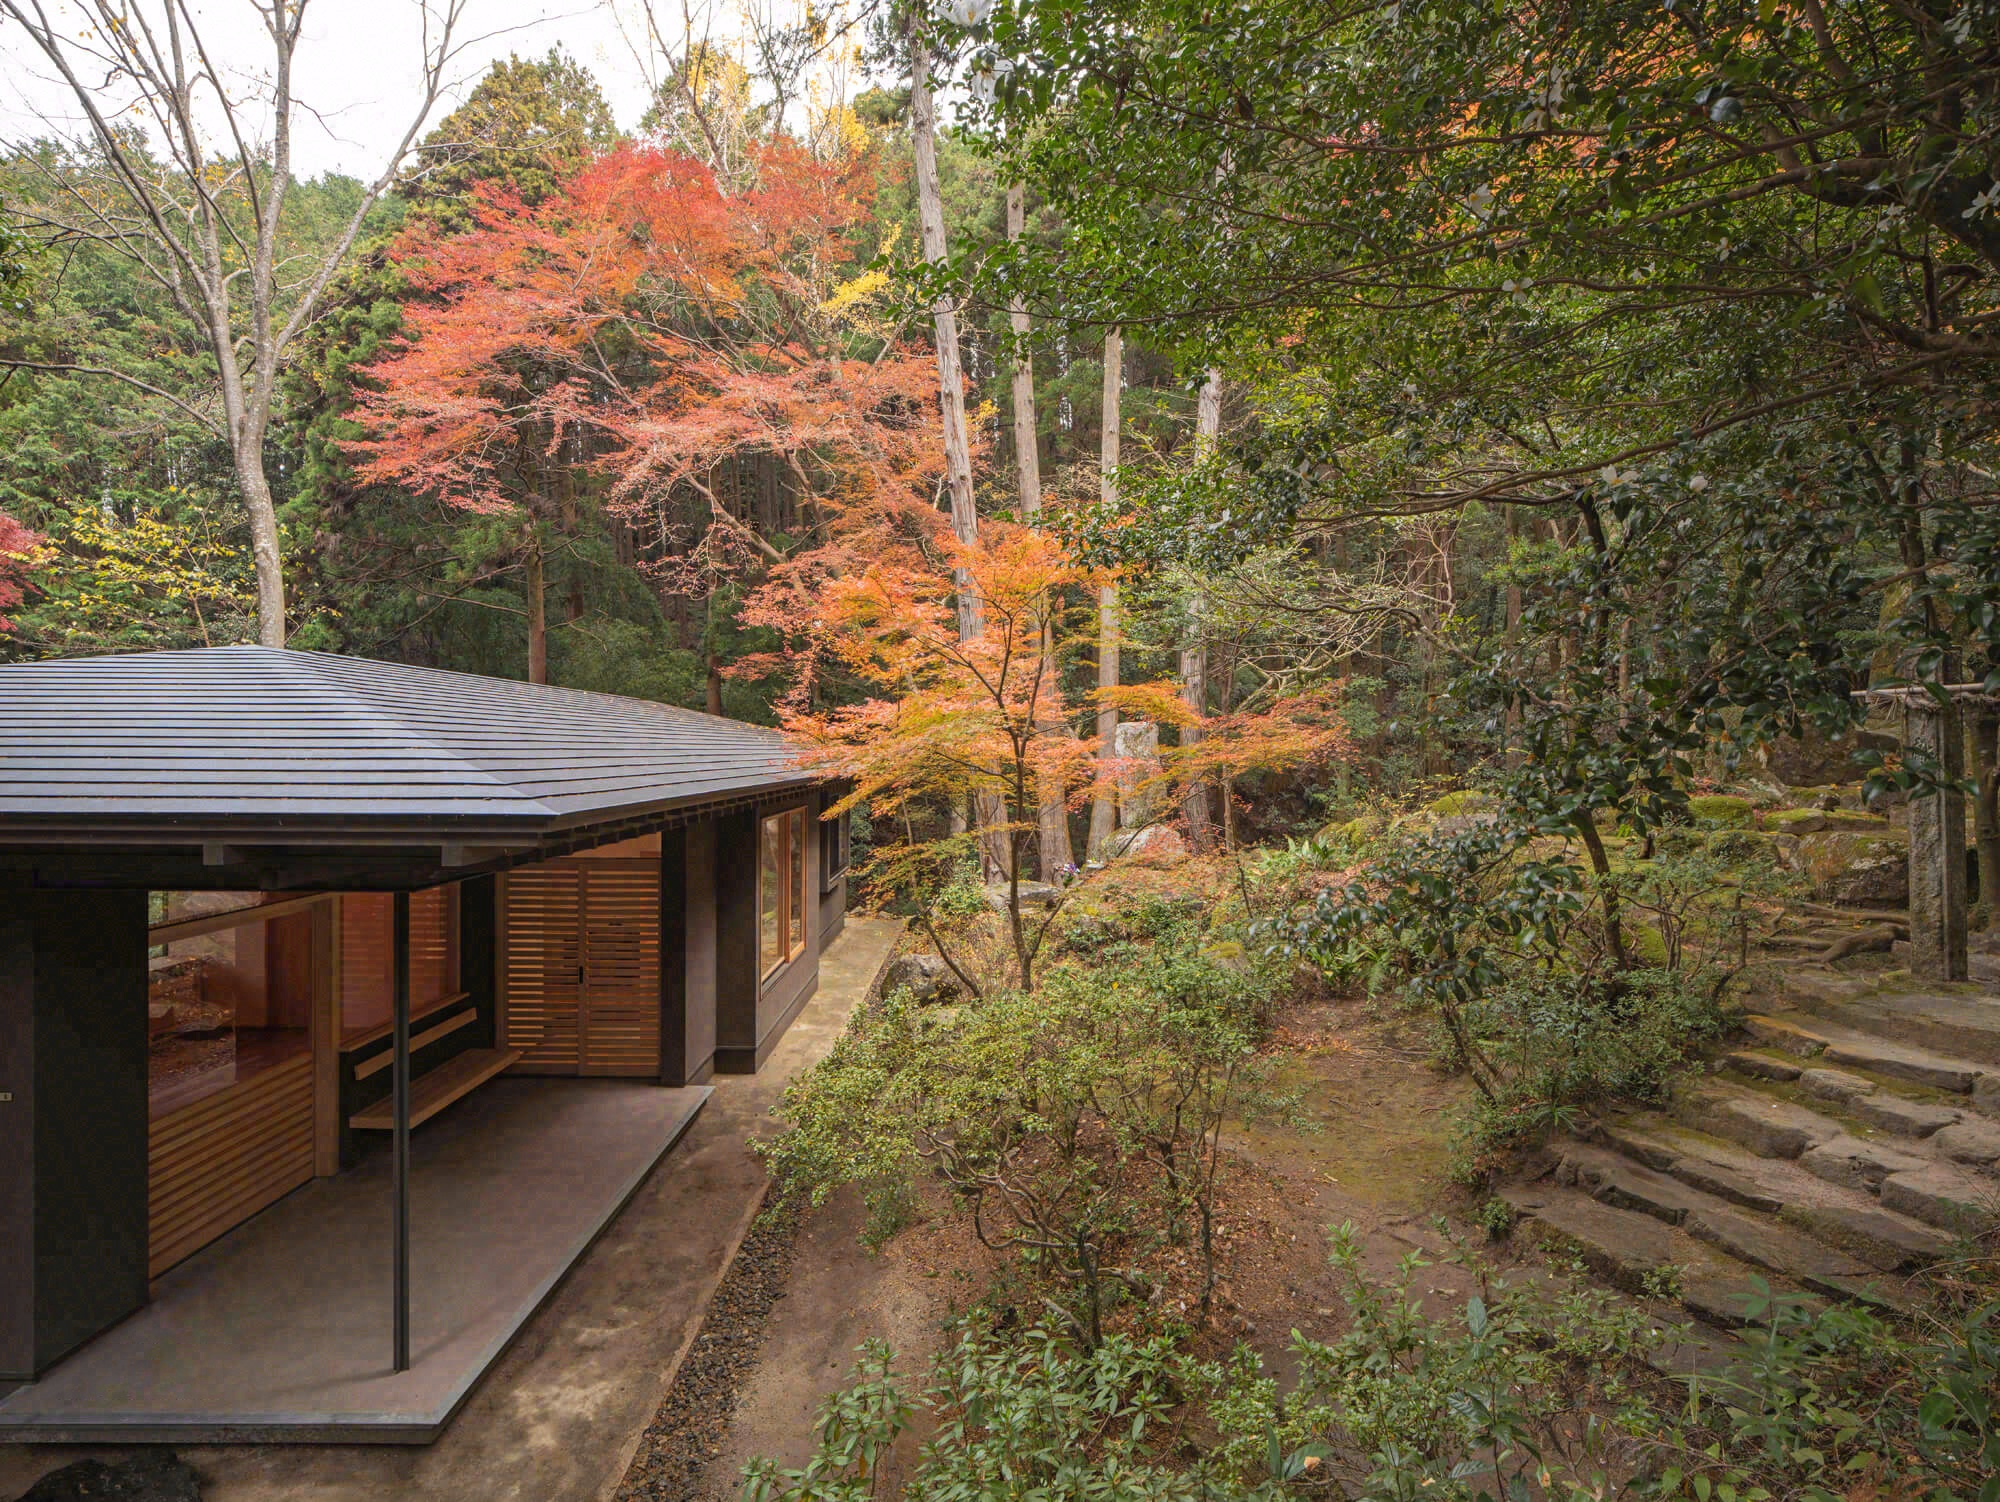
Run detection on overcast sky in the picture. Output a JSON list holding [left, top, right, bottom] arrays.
[[0, 0, 819, 181]]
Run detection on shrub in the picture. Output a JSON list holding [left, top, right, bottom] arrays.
[[745, 1229, 2000, 1502], [1453, 966, 1734, 1175], [742, 1324, 1295, 1502], [760, 947, 1278, 1341]]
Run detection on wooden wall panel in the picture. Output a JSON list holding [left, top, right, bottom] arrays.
[[148, 1053, 313, 1280]]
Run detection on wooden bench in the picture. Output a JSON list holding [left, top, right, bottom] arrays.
[[348, 1047, 523, 1130]]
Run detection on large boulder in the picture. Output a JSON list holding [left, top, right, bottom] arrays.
[[1424, 789, 1497, 836], [982, 880, 1062, 915], [1112, 721, 1164, 828], [1687, 794, 1756, 829], [1102, 824, 1189, 860], [1753, 726, 1899, 788], [879, 952, 959, 1004], [1776, 831, 1909, 906], [1764, 807, 1894, 836], [18, 1456, 203, 1502]]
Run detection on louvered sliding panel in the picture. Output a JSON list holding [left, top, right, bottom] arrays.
[[579, 860, 662, 1077], [148, 1053, 314, 1279], [501, 864, 586, 1073]]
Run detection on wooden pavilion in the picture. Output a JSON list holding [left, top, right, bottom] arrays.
[[0, 646, 847, 1433]]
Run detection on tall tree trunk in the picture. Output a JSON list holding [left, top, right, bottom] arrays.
[[232, 429, 286, 648], [1503, 503, 1523, 769], [908, 25, 979, 598], [1179, 369, 1221, 850], [1216, 641, 1238, 851], [1974, 708, 1999, 929], [911, 19, 1006, 879], [1009, 185, 1075, 882], [559, 462, 585, 623], [1088, 328, 1123, 860], [704, 588, 724, 715], [525, 526, 548, 686]]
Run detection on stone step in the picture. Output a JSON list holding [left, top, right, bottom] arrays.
[[1879, 1165, 1995, 1235], [1742, 1012, 1984, 1093], [1779, 971, 2000, 1069], [1720, 1052, 1966, 1138], [1679, 1085, 1843, 1159], [1594, 1121, 1953, 1272], [1931, 1117, 2000, 1177], [1499, 1184, 1801, 1331], [1556, 1145, 1713, 1225], [1783, 1202, 1957, 1273], [1680, 1204, 1897, 1308]]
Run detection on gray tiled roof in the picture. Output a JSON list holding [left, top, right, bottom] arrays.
[[0, 646, 808, 841]]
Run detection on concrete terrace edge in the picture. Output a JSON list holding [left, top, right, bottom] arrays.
[[0, 1090, 712, 1445]]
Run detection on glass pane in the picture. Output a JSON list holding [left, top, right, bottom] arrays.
[[760, 815, 782, 976], [409, 885, 457, 1006], [340, 886, 460, 1040], [789, 810, 806, 959], [149, 907, 313, 1119], [340, 894, 395, 1041]]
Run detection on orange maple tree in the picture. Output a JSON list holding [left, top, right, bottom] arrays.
[[345, 140, 946, 685], [783, 523, 1353, 989]]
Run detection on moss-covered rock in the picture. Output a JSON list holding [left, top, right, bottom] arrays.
[[1765, 807, 1892, 836], [1632, 923, 1670, 966], [1687, 794, 1755, 829], [1426, 790, 1491, 817], [1776, 831, 1908, 906], [1199, 939, 1251, 974]]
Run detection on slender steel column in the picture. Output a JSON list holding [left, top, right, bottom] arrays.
[[392, 889, 411, 1373]]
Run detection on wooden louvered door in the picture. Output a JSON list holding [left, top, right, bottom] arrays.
[[501, 859, 660, 1077]]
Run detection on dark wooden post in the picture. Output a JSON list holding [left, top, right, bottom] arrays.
[[392, 889, 411, 1373], [1906, 698, 1970, 983], [659, 824, 689, 1085], [1, 890, 148, 1381], [714, 808, 760, 1073]]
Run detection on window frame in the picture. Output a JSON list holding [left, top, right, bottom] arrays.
[[819, 785, 852, 892], [759, 805, 810, 981]]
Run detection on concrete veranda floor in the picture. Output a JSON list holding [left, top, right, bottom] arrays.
[[0, 1079, 712, 1444], [0, 914, 903, 1502]]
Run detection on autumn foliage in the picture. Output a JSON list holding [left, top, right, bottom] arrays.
[[783, 524, 1351, 987], [0, 510, 44, 633], [344, 140, 948, 677]]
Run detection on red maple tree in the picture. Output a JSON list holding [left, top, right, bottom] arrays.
[[347, 141, 945, 686], [0, 510, 43, 634]]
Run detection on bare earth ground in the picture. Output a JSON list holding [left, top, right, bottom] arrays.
[[664, 990, 1495, 1502]]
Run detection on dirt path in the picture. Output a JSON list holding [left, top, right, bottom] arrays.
[[631, 991, 1485, 1501]]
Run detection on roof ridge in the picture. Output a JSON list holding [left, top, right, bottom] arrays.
[[279, 647, 791, 741], [263, 649, 538, 803]]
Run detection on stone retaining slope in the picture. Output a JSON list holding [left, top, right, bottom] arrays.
[[1505, 971, 1999, 1338]]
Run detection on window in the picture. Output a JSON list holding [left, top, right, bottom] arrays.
[[819, 789, 852, 892], [338, 885, 460, 1043], [147, 894, 317, 1119], [759, 807, 809, 978]]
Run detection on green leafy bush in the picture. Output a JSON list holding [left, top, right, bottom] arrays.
[[760, 947, 1278, 1340], [745, 1233, 2000, 1502]]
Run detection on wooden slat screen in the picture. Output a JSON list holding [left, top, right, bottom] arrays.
[[148, 1052, 313, 1279], [501, 863, 585, 1071], [501, 859, 660, 1078], [579, 860, 662, 1076]]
